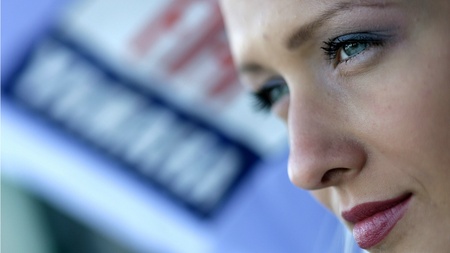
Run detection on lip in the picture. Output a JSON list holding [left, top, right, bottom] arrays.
[[342, 193, 412, 249]]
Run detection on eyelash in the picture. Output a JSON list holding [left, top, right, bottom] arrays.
[[321, 32, 386, 64]]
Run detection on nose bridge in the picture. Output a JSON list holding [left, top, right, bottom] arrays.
[[287, 85, 366, 190]]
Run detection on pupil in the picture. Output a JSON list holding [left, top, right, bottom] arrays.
[[270, 86, 288, 103], [344, 42, 367, 57]]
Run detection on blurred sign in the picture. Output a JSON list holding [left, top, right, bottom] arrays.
[[2, 0, 286, 217]]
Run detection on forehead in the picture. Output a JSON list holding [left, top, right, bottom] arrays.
[[220, 0, 326, 29], [220, 0, 321, 63], [220, 0, 402, 66]]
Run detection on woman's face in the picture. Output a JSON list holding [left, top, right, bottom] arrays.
[[220, 0, 450, 252]]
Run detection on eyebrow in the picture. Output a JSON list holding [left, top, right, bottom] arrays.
[[287, 1, 395, 50], [238, 1, 395, 74], [238, 63, 265, 74]]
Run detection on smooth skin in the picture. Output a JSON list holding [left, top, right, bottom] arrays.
[[220, 0, 450, 252]]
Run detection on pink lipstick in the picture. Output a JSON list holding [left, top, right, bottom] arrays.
[[342, 193, 412, 249]]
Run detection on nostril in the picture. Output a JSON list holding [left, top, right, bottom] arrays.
[[321, 168, 351, 185]]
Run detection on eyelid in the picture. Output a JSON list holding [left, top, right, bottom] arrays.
[[333, 32, 389, 42], [323, 32, 386, 53], [257, 76, 287, 98], [262, 76, 286, 88]]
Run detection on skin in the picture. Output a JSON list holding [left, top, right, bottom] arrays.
[[220, 0, 450, 252]]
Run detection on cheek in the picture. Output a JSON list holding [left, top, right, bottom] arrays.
[[345, 30, 450, 210], [272, 95, 290, 120], [310, 189, 335, 213], [359, 70, 450, 176], [351, 28, 450, 161]]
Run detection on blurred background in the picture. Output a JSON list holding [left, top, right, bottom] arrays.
[[1, 0, 350, 252]]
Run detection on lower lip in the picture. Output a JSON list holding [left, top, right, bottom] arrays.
[[353, 195, 412, 249]]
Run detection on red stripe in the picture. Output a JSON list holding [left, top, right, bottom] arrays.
[[168, 3, 224, 73], [129, 0, 194, 57]]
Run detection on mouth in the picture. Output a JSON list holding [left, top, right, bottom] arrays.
[[342, 192, 413, 249]]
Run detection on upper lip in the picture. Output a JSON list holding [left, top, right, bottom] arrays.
[[342, 193, 413, 224]]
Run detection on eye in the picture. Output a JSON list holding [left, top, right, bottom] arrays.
[[322, 32, 387, 64], [340, 42, 369, 61], [252, 77, 289, 112]]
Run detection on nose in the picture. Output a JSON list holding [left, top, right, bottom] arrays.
[[287, 88, 367, 190]]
